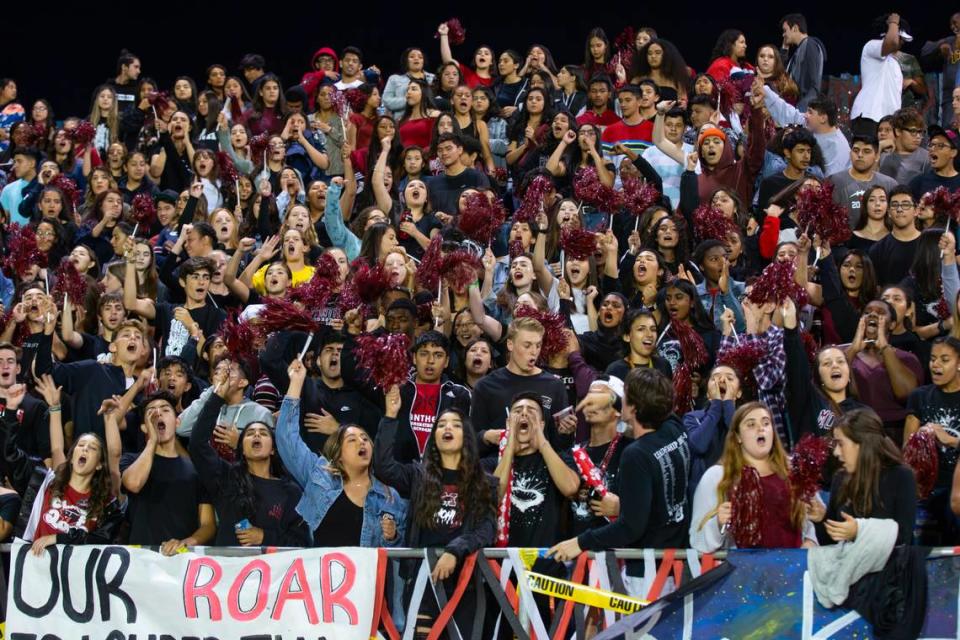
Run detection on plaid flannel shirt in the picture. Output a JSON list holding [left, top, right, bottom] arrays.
[[719, 325, 789, 445]]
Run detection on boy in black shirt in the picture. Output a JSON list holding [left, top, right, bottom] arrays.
[[426, 133, 490, 214], [119, 391, 215, 554], [869, 187, 922, 286], [124, 254, 225, 357]]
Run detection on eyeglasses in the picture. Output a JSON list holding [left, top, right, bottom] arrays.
[[929, 142, 953, 151], [36, 231, 56, 238], [889, 201, 915, 210], [901, 128, 924, 136]]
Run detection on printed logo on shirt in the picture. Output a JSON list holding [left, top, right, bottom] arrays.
[[43, 495, 90, 533], [268, 503, 283, 521], [165, 319, 191, 357], [435, 484, 463, 528]]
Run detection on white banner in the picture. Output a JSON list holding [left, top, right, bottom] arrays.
[[6, 541, 384, 639]]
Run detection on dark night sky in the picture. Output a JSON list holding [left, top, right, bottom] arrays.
[[2, 2, 953, 117]]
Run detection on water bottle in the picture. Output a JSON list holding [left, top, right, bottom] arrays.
[[376, 105, 386, 116]]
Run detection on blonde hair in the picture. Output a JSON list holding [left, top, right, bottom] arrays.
[[209, 207, 240, 249], [89, 85, 119, 145], [506, 316, 545, 341]]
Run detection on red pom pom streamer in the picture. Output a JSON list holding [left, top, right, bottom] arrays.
[[66, 121, 95, 147], [903, 429, 939, 499], [436, 18, 466, 46], [330, 89, 349, 118], [216, 151, 239, 184], [514, 175, 553, 223], [51, 258, 89, 308], [508, 240, 525, 260], [289, 253, 340, 310], [417, 234, 444, 295], [716, 340, 765, 390], [789, 434, 831, 503], [920, 186, 960, 222], [730, 465, 764, 548], [3, 224, 47, 277], [693, 204, 738, 243], [794, 182, 851, 245], [621, 176, 660, 218], [339, 259, 390, 316], [344, 88, 368, 114], [669, 319, 708, 414], [560, 227, 598, 261], [219, 310, 261, 371], [255, 297, 321, 337], [936, 296, 951, 321], [147, 90, 172, 110], [489, 166, 508, 185], [514, 305, 568, 363], [574, 166, 622, 213], [249, 133, 270, 164], [355, 332, 412, 389], [131, 193, 157, 234], [458, 192, 506, 246], [440, 250, 482, 292], [747, 260, 808, 307], [49, 174, 80, 208], [800, 331, 819, 365], [609, 27, 636, 75]]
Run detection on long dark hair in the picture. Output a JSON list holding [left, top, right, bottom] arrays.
[[250, 73, 286, 117], [631, 39, 691, 92], [908, 228, 945, 301], [840, 250, 878, 308], [711, 29, 745, 62], [401, 78, 437, 122], [508, 87, 553, 142], [415, 409, 496, 528], [834, 408, 904, 516], [50, 433, 114, 524], [220, 422, 288, 520], [583, 27, 611, 69], [658, 278, 714, 333]]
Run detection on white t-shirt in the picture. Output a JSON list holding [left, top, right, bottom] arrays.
[[850, 39, 902, 122]]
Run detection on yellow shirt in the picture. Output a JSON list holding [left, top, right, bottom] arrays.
[[251, 263, 315, 295]]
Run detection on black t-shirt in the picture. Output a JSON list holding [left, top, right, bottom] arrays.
[[471, 367, 569, 441], [909, 172, 960, 202], [154, 302, 226, 358], [757, 172, 796, 211], [868, 234, 919, 290], [313, 491, 364, 547], [0, 492, 22, 530], [605, 357, 673, 382], [906, 384, 960, 489], [426, 168, 490, 214], [399, 211, 442, 260], [562, 435, 631, 535], [120, 453, 209, 544], [419, 468, 466, 548], [501, 452, 565, 547]]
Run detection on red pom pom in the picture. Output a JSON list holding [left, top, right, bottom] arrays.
[[436, 18, 467, 45], [574, 166, 622, 212], [747, 260, 808, 307], [789, 434, 831, 503], [730, 465, 764, 547], [672, 363, 694, 415], [621, 176, 660, 217], [256, 297, 321, 337], [458, 192, 506, 245], [131, 193, 156, 232], [716, 340, 765, 390], [514, 305, 568, 363], [344, 88, 367, 114], [3, 224, 47, 277], [669, 319, 708, 414], [514, 175, 553, 223], [216, 151, 239, 183], [289, 253, 340, 310], [508, 240, 525, 260], [330, 89, 349, 118], [794, 182, 852, 245], [440, 250, 482, 291], [693, 204, 738, 243], [937, 296, 951, 321], [66, 121, 95, 147], [800, 331, 819, 365], [49, 174, 80, 208], [147, 90, 172, 110], [355, 332, 412, 389], [219, 310, 261, 370], [417, 234, 444, 294], [339, 259, 390, 316], [489, 166, 508, 185], [249, 133, 270, 162], [560, 227, 598, 260], [920, 187, 960, 222], [51, 258, 89, 308], [903, 429, 939, 498]]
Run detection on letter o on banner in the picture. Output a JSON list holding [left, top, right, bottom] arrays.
[[227, 559, 271, 621]]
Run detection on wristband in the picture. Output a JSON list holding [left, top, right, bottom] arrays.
[[49, 405, 61, 413]]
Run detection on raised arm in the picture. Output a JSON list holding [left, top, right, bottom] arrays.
[[275, 358, 320, 488], [437, 22, 458, 65], [123, 245, 156, 320]]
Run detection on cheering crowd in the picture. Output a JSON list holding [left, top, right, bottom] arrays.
[[1, 8, 960, 636]]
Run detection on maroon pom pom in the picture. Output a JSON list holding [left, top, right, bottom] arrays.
[[436, 18, 467, 45], [458, 192, 506, 245], [574, 166, 622, 212], [66, 121, 95, 147], [621, 176, 660, 217], [3, 224, 47, 276], [440, 250, 482, 291], [249, 133, 270, 162], [51, 258, 89, 308], [289, 253, 340, 310], [730, 465, 764, 548], [903, 429, 939, 498], [216, 151, 239, 184], [131, 193, 157, 231], [514, 305, 568, 363], [670, 319, 708, 414], [514, 175, 553, 223], [147, 90, 172, 109], [937, 296, 951, 321], [488, 166, 508, 185], [49, 174, 80, 208], [800, 331, 819, 365], [344, 88, 368, 114], [417, 234, 444, 294], [352, 260, 390, 305], [255, 297, 321, 337], [219, 310, 260, 370], [508, 240, 525, 260], [355, 333, 412, 389], [716, 340, 765, 390], [920, 187, 960, 222], [794, 182, 852, 245], [747, 260, 808, 307], [672, 364, 694, 415], [560, 227, 598, 260], [330, 89, 349, 118], [789, 434, 831, 503], [693, 204, 738, 243]]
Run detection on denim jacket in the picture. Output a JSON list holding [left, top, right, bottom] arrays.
[[276, 397, 407, 546]]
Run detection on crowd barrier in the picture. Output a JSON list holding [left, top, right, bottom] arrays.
[[0, 543, 957, 639]]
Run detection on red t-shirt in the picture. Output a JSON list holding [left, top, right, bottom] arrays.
[[350, 112, 376, 153], [399, 117, 436, 150], [459, 64, 494, 89], [757, 474, 802, 548], [409, 382, 441, 457], [576, 109, 621, 129], [35, 483, 96, 538]]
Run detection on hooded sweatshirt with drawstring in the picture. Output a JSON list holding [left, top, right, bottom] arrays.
[[301, 47, 340, 110]]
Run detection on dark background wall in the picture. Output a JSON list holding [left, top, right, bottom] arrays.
[[1, 2, 952, 117]]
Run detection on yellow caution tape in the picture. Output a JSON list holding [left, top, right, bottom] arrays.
[[517, 547, 547, 570], [525, 571, 649, 614]]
